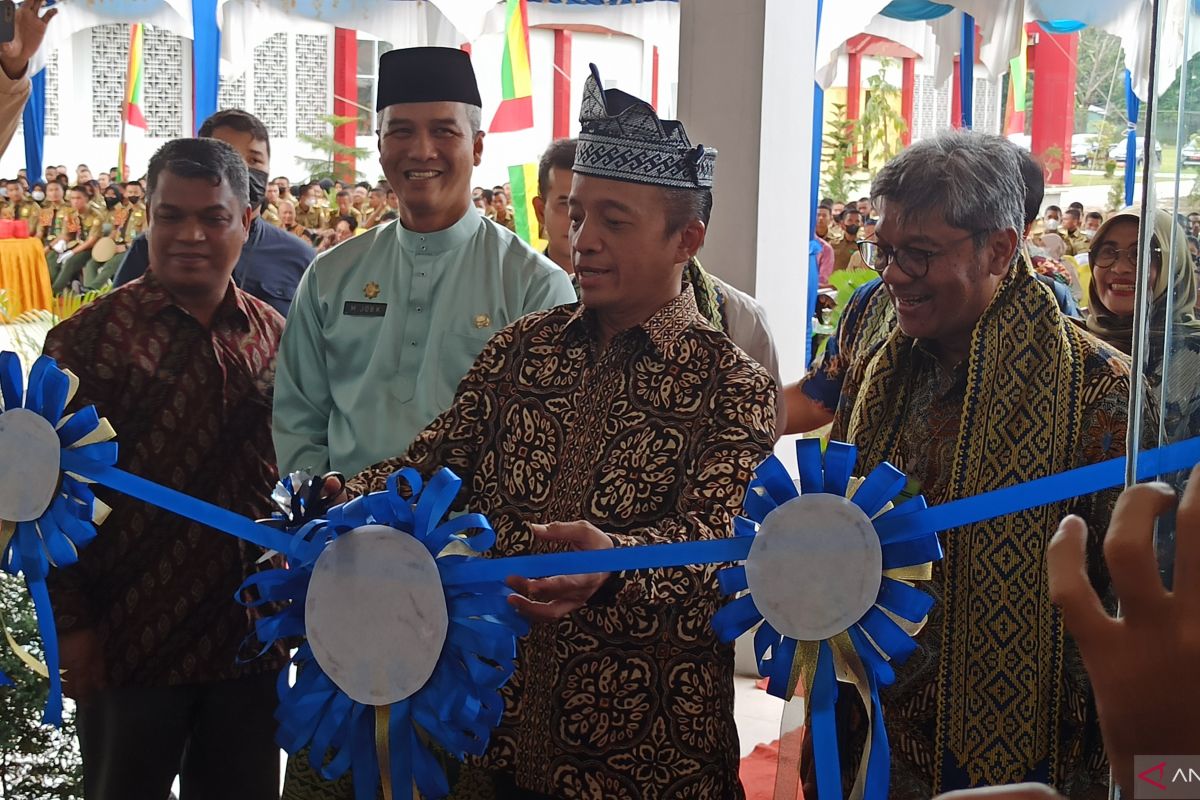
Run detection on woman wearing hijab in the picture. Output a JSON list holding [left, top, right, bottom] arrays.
[[1086, 208, 1200, 442]]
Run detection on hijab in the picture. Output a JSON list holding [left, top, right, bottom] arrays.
[[1085, 207, 1200, 357]]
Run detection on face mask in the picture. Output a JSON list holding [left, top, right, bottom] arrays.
[[843, 223, 861, 237], [0, 188, 7, 199], [105, 196, 120, 209], [247, 168, 268, 208], [32, 191, 44, 202], [1083, 228, 1096, 240], [128, 195, 142, 205], [1045, 219, 1060, 231]]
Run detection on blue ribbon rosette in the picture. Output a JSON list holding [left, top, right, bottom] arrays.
[[712, 439, 939, 800], [0, 353, 117, 725], [238, 467, 527, 800]]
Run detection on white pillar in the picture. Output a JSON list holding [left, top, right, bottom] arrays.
[[677, 0, 818, 387]]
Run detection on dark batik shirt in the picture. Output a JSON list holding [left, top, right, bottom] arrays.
[[351, 291, 777, 800], [43, 272, 289, 688]]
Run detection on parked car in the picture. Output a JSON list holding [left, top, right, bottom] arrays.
[[1071, 134, 1098, 167], [1182, 142, 1200, 167], [1109, 137, 1163, 165]]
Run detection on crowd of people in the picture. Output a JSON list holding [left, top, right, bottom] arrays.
[[2, 12, 1198, 798]]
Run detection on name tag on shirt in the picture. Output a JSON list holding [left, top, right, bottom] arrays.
[[343, 301, 388, 317]]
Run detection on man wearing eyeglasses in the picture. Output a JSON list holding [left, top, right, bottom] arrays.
[[799, 130, 1131, 798]]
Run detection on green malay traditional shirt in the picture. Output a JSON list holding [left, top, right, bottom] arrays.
[[273, 208, 576, 476]]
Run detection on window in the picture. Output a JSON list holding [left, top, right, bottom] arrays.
[[356, 38, 394, 135]]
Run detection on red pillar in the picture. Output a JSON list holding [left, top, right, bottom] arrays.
[[901, 56, 915, 145], [846, 50, 862, 163], [553, 29, 572, 139], [846, 51, 862, 120], [1030, 29, 1078, 184], [651, 45, 660, 111], [332, 28, 358, 179], [950, 56, 962, 129]]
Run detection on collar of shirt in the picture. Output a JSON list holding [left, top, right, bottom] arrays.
[[910, 337, 968, 400], [564, 290, 704, 358], [392, 207, 480, 256], [135, 270, 252, 332]]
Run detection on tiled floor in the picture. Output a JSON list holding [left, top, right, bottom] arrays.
[[734, 674, 787, 757]]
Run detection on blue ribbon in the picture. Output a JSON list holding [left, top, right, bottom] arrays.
[[810, 641, 842, 799], [59, 450, 315, 561], [874, 436, 1200, 545]]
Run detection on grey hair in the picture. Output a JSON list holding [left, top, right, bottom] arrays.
[[375, 103, 483, 136], [870, 130, 1025, 246]]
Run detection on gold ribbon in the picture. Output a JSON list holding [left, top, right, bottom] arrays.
[[376, 704, 393, 800]]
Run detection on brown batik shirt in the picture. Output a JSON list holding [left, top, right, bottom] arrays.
[[350, 290, 777, 799], [43, 272, 289, 688]]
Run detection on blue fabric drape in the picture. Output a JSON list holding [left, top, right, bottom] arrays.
[[22, 69, 45, 182], [960, 13, 975, 128], [192, 0, 220, 133], [879, 0, 954, 21], [1124, 69, 1138, 207], [1036, 19, 1087, 33], [808, 0, 826, 367]]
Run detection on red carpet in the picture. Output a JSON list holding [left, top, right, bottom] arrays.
[[739, 731, 806, 800]]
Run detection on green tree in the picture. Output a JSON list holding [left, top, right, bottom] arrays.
[[821, 103, 858, 201], [858, 59, 908, 172], [1157, 51, 1200, 145], [1075, 28, 1129, 131], [0, 574, 82, 799], [295, 115, 371, 184]]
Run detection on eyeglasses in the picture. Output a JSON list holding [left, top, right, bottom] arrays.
[[1091, 242, 1162, 270], [857, 231, 981, 280]]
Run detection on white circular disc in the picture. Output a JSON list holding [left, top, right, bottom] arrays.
[[745, 493, 882, 641], [306, 524, 449, 706], [0, 408, 61, 522]]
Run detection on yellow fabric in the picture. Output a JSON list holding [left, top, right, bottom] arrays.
[[844, 264, 1088, 788], [0, 239, 54, 318]]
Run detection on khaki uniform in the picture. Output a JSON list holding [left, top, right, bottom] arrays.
[[361, 204, 388, 229], [3, 198, 42, 235], [51, 208, 105, 294], [261, 203, 281, 227], [81, 204, 147, 290], [36, 202, 68, 245], [294, 205, 329, 234], [1061, 228, 1088, 257], [334, 206, 362, 229], [831, 236, 859, 271]]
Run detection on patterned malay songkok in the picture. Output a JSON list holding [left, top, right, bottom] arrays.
[[573, 63, 717, 190]]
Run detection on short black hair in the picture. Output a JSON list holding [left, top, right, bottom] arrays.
[[480, 188, 493, 203], [1016, 149, 1045, 228], [370, 186, 385, 196], [146, 137, 250, 206], [817, 202, 832, 211], [355, 182, 371, 191], [336, 215, 357, 229], [336, 190, 350, 199], [1068, 201, 1084, 211], [1064, 207, 1081, 221], [537, 138, 578, 199], [841, 208, 863, 221], [103, 184, 125, 202], [1045, 204, 1062, 214], [198, 108, 272, 157], [125, 180, 142, 191], [663, 188, 714, 234]]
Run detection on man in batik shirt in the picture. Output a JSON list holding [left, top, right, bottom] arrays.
[[44, 138, 287, 799], [347, 66, 776, 800]]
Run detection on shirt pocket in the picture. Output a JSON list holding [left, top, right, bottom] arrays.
[[436, 329, 495, 407]]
